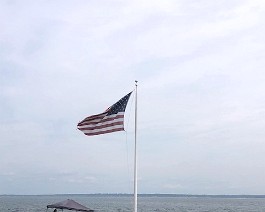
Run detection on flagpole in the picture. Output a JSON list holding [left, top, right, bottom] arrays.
[[134, 80, 138, 212]]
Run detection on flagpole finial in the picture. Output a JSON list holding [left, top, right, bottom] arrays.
[[135, 80, 138, 85]]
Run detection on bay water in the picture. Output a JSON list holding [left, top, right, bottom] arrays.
[[1, 194, 265, 212]]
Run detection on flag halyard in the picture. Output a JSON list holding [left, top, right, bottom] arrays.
[[77, 92, 132, 136]]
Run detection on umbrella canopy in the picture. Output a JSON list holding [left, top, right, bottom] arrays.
[[47, 199, 94, 212]]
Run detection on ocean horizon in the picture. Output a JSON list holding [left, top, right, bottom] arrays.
[[2, 193, 265, 198]]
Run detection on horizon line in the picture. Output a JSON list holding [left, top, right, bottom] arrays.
[[2, 193, 265, 197]]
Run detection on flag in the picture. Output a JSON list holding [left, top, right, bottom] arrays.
[[77, 92, 132, 136]]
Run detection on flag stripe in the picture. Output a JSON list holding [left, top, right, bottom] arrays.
[[78, 117, 124, 129], [78, 112, 124, 127], [79, 121, 124, 131], [84, 127, 124, 136], [82, 124, 124, 135]]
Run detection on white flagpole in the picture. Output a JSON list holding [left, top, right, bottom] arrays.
[[134, 80, 138, 212]]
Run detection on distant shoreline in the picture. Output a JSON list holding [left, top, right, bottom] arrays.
[[1, 194, 265, 198]]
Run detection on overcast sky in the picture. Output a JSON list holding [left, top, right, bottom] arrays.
[[1, 0, 265, 195]]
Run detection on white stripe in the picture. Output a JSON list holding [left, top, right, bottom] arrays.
[[80, 124, 124, 134], [102, 112, 124, 120]]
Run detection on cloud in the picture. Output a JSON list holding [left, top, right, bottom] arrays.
[[1, 0, 265, 195]]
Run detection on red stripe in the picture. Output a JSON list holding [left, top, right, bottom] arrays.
[[84, 127, 124, 136], [78, 114, 124, 126], [78, 121, 124, 131]]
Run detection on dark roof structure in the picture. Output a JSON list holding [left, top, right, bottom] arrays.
[[47, 199, 94, 212]]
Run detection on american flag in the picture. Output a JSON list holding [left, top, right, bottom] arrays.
[[77, 92, 132, 136]]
